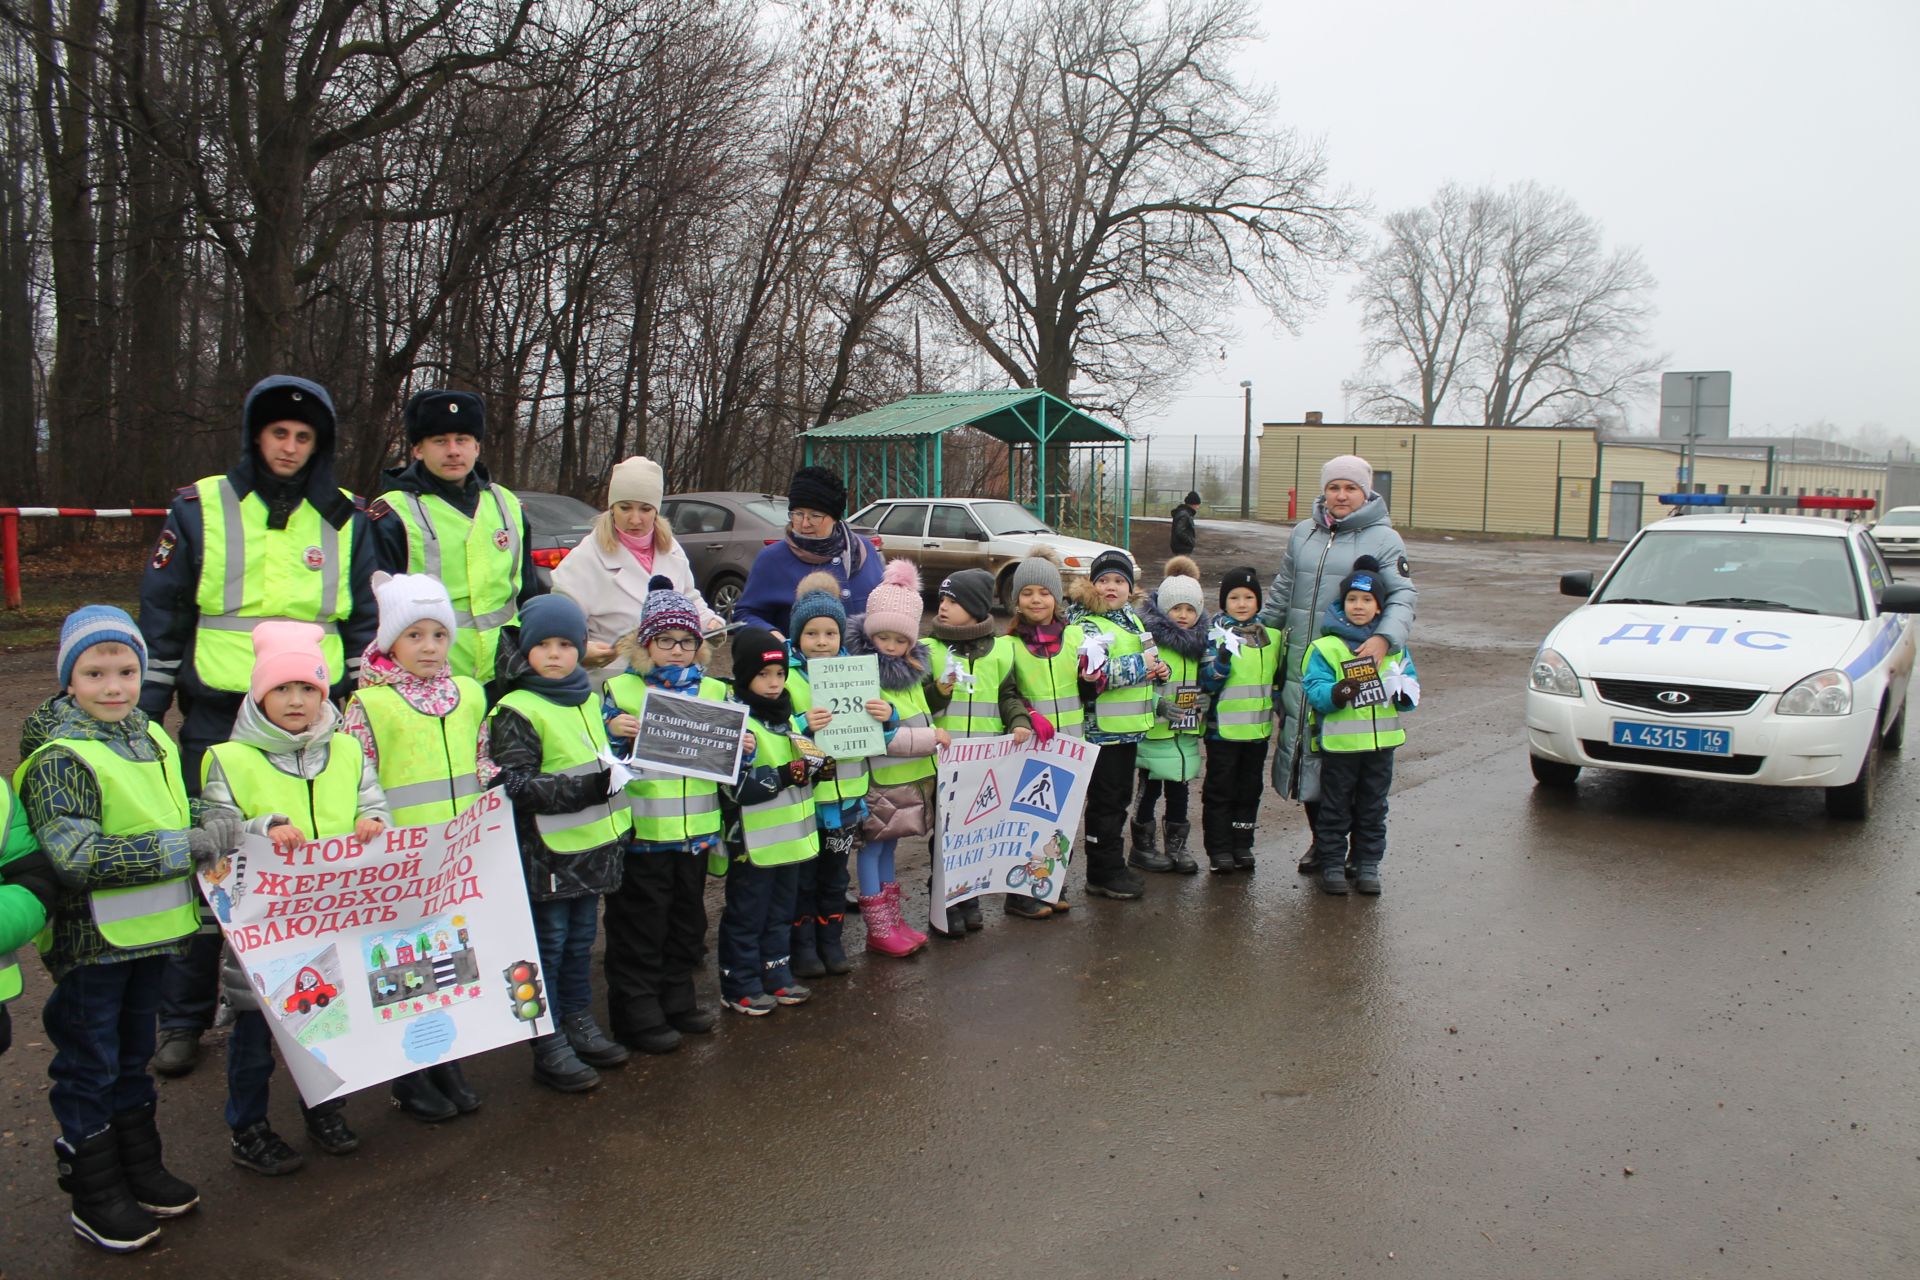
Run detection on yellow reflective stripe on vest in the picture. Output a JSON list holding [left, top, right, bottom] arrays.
[[208, 735, 363, 838], [739, 728, 819, 865], [393, 487, 523, 680], [353, 679, 486, 825], [1214, 631, 1283, 740], [1009, 630, 1085, 729], [1083, 615, 1153, 733], [927, 637, 1012, 736], [1306, 637, 1408, 752], [871, 685, 936, 786], [606, 675, 727, 841], [19, 725, 197, 948], [492, 692, 630, 851], [193, 477, 351, 692], [0, 951, 20, 1002]]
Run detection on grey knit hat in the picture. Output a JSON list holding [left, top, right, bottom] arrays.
[[1155, 556, 1204, 616], [1008, 548, 1064, 606]]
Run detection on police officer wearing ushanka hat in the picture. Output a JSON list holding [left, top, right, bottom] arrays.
[[368, 389, 542, 690], [137, 374, 380, 1078]]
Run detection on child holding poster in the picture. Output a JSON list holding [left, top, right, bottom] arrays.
[[1068, 551, 1170, 901], [1132, 557, 1209, 876], [342, 572, 490, 1121], [199, 621, 389, 1175], [489, 595, 631, 1090], [784, 573, 893, 979], [601, 576, 729, 1053], [1001, 547, 1084, 920], [17, 607, 232, 1251], [843, 561, 949, 956], [923, 567, 1032, 936], [717, 629, 829, 1014], [1198, 567, 1286, 875], [1301, 557, 1419, 897]]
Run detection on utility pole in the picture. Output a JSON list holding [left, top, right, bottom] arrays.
[[1239, 380, 1254, 518]]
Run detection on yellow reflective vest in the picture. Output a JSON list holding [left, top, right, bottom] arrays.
[[735, 721, 820, 867], [350, 680, 487, 826], [1212, 626, 1285, 742], [16, 724, 198, 949], [193, 476, 355, 694], [1081, 613, 1154, 735], [785, 668, 871, 809], [490, 691, 631, 853], [1305, 636, 1409, 753], [871, 683, 936, 787], [1007, 625, 1086, 731], [384, 486, 524, 682], [205, 735, 363, 839], [924, 636, 1016, 738], [606, 674, 729, 843]]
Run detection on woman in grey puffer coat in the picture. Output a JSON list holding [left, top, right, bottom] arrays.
[[1258, 456, 1416, 827]]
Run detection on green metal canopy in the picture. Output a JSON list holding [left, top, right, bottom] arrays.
[[802, 390, 1132, 546]]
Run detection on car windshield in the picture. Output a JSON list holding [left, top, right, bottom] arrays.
[[517, 491, 599, 535], [1879, 510, 1920, 527], [743, 498, 788, 527], [972, 501, 1054, 536], [1594, 529, 1862, 619]]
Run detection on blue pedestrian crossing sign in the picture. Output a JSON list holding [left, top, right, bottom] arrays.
[[1010, 759, 1072, 821]]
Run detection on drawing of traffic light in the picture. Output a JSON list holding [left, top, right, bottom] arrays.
[[503, 960, 545, 1023]]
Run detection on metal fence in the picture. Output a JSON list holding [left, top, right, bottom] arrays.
[[1135, 433, 1255, 518]]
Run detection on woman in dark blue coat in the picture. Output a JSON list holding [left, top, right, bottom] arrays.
[[732, 467, 882, 638]]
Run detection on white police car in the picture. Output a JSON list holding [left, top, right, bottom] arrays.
[[1525, 495, 1919, 818]]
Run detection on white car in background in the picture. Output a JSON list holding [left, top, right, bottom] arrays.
[[848, 497, 1135, 603], [1525, 502, 1920, 818], [1868, 505, 1920, 560]]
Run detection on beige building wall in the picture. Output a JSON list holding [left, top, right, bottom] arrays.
[[1257, 423, 1888, 540]]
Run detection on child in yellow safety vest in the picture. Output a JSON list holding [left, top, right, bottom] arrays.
[[923, 567, 1031, 936], [1, 776, 56, 1057], [342, 572, 491, 1121], [784, 572, 895, 978], [199, 620, 389, 1176], [1300, 557, 1419, 897], [1131, 558, 1209, 876], [1001, 547, 1089, 920], [1199, 567, 1287, 875], [601, 576, 728, 1052], [842, 560, 950, 956], [17, 607, 233, 1252], [489, 595, 631, 1090], [717, 628, 833, 1013], [1067, 550, 1171, 901]]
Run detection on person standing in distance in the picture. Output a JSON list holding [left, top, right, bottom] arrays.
[[368, 390, 541, 692], [136, 375, 378, 1079]]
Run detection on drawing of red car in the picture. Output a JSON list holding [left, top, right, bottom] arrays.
[[285, 966, 338, 1015]]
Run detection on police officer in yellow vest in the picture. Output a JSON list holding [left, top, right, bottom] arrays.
[[136, 376, 379, 1078], [368, 390, 540, 693], [18, 607, 244, 1252]]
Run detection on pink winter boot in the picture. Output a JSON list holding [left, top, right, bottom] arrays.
[[859, 892, 923, 958], [883, 882, 929, 948]]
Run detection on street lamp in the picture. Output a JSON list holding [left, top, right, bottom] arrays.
[[1239, 380, 1253, 519]]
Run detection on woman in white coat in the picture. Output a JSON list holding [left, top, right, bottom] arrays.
[[552, 455, 724, 687]]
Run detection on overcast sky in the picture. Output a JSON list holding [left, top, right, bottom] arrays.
[[1136, 0, 1919, 444]]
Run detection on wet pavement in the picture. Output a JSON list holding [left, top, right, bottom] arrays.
[[1, 529, 1915, 1278]]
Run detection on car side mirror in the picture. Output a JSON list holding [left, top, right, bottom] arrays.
[[1560, 571, 1594, 598], [1877, 583, 1920, 614], [970, 528, 990, 541]]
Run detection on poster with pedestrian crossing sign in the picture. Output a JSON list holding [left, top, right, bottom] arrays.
[[196, 787, 551, 1107], [932, 733, 1101, 930]]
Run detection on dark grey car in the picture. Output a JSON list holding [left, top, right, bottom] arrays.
[[661, 491, 791, 618], [517, 489, 599, 590]]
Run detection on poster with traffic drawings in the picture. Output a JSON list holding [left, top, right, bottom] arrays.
[[930, 732, 1101, 931], [197, 787, 551, 1107]]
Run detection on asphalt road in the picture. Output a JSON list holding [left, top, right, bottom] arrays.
[[1, 526, 1914, 1279]]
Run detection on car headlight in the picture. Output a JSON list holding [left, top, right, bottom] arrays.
[[1529, 647, 1581, 697], [1778, 670, 1852, 716]]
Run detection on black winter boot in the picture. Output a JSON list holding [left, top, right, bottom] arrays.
[[425, 1061, 482, 1114], [958, 898, 984, 932], [816, 913, 853, 974], [56, 1132, 160, 1252], [662, 978, 718, 1035], [531, 1032, 601, 1092], [1232, 822, 1257, 871], [110, 1102, 199, 1217], [390, 1070, 459, 1122], [790, 916, 827, 979], [561, 1010, 630, 1068], [303, 1106, 360, 1156], [1128, 817, 1173, 872], [229, 1121, 304, 1175], [1084, 834, 1145, 900], [1163, 821, 1198, 874]]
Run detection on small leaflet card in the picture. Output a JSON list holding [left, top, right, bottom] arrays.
[[1339, 656, 1390, 710], [1165, 683, 1203, 732]]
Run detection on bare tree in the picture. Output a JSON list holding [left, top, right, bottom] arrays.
[[1348, 181, 1660, 428], [899, 0, 1354, 415]]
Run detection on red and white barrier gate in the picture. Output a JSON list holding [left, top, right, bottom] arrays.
[[1, 507, 168, 610]]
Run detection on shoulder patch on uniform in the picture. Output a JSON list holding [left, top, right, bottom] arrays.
[[351, 493, 368, 511], [175, 484, 199, 501], [367, 497, 391, 520], [1397, 555, 1411, 578], [151, 529, 178, 569]]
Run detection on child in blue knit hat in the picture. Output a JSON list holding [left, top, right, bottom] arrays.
[[17, 606, 242, 1252]]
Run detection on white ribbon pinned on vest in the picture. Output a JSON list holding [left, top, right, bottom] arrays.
[[1209, 624, 1243, 658], [1077, 629, 1109, 677], [1381, 669, 1421, 708]]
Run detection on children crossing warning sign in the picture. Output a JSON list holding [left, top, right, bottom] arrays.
[[966, 770, 1003, 824]]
